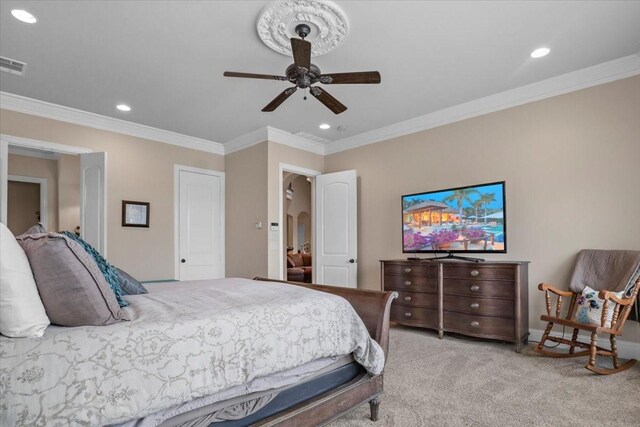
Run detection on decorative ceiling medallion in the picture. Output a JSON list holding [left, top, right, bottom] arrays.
[[257, 0, 349, 57]]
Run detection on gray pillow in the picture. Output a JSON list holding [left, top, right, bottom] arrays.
[[21, 223, 47, 235], [115, 267, 148, 295], [17, 233, 130, 326]]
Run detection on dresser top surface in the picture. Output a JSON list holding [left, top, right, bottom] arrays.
[[381, 259, 530, 265]]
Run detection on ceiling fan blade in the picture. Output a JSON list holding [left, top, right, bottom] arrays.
[[262, 87, 297, 112], [319, 71, 381, 84], [224, 71, 288, 81], [291, 38, 311, 70], [310, 87, 347, 114]]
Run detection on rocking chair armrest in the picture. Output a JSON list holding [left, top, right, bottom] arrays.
[[539, 283, 576, 317], [538, 283, 574, 297], [597, 290, 634, 306]]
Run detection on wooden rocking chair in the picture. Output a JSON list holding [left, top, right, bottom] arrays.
[[533, 250, 640, 375]]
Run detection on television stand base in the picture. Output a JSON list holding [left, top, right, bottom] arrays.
[[427, 252, 485, 263]]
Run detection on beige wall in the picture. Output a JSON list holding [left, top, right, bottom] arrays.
[[1, 109, 225, 281], [8, 154, 58, 231], [325, 75, 640, 341], [2, 76, 638, 342], [225, 142, 269, 279], [224, 141, 323, 279], [267, 141, 324, 278], [7, 181, 40, 235]]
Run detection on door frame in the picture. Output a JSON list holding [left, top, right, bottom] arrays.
[[278, 163, 321, 281], [173, 164, 226, 281], [0, 134, 92, 225], [7, 174, 48, 230]]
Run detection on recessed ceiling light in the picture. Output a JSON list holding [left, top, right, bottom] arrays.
[[319, 123, 330, 130], [11, 9, 37, 24], [116, 104, 131, 112], [530, 47, 550, 59]]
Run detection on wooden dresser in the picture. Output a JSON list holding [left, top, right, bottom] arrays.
[[381, 259, 529, 352]]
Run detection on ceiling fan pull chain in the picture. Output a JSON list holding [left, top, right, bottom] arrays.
[[304, 88, 307, 101]]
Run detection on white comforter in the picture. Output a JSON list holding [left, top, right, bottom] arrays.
[[0, 278, 384, 426]]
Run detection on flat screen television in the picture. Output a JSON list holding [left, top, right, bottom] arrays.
[[402, 181, 506, 255]]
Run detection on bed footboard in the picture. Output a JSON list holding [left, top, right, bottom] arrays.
[[253, 277, 397, 425]]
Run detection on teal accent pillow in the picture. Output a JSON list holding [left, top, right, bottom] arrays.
[[62, 232, 128, 307]]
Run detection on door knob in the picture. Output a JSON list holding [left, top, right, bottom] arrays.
[[180, 259, 186, 263], [349, 259, 355, 263]]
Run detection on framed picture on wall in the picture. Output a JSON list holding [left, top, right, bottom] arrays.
[[122, 201, 150, 228]]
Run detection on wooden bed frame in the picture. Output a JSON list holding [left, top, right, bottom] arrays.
[[253, 278, 398, 426]]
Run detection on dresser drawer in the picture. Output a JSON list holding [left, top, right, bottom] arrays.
[[384, 274, 437, 293], [443, 265, 515, 281], [384, 263, 437, 278], [444, 311, 514, 339], [443, 279, 514, 299], [443, 295, 513, 318], [391, 305, 438, 328], [395, 291, 438, 309]]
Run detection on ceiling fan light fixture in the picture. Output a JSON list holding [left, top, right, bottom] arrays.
[[319, 123, 331, 130], [11, 9, 37, 24], [530, 47, 550, 58]]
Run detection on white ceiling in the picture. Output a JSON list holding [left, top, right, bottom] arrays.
[[1, 1, 640, 146]]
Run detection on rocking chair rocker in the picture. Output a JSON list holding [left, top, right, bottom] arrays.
[[533, 250, 640, 375]]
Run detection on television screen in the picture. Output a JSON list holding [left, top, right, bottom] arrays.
[[402, 181, 506, 253]]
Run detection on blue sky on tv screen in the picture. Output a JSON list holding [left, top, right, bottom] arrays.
[[403, 183, 504, 210]]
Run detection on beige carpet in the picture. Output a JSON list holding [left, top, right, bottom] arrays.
[[330, 326, 640, 426]]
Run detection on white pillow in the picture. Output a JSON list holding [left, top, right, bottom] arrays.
[[0, 222, 50, 337], [574, 285, 624, 328]]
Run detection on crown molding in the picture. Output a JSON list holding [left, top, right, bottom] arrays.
[[223, 126, 326, 155], [0, 92, 225, 156], [266, 127, 326, 155], [2, 54, 638, 158], [223, 127, 269, 155], [325, 53, 640, 155]]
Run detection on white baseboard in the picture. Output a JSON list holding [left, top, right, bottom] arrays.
[[529, 328, 640, 359]]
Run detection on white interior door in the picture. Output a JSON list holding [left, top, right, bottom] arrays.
[[314, 170, 357, 288], [178, 169, 224, 281], [80, 152, 107, 256]]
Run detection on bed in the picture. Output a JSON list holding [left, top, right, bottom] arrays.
[[0, 277, 397, 426]]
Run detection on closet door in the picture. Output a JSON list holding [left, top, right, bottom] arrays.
[[314, 170, 357, 288], [177, 168, 224, 281]]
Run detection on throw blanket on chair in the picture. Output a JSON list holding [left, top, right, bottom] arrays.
[[569, 249, 640, 297]]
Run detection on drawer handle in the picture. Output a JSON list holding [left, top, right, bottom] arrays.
[[404, 312, 412, 318], [470, 321, 480, 328], [470, 303, 480, 309], [470, 285, 480, 292], [404, 296, 412, 302], [470, 270, 480, 277], [404, 281, 412, 286], [404, 268, 412, 273]]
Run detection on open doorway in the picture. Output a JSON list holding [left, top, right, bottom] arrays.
[[7, 178, 42, 235], [1, 135, 106, 255], [6, 147, 80, 236], [283, 172, 313, 282]]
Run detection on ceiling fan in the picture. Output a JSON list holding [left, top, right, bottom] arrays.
[[223, 24, 381, 114]]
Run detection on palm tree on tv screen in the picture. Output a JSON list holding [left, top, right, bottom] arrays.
[[443, 189, 479, 225], [479, 192, 496, 223], [473, 200, 483, 222]]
